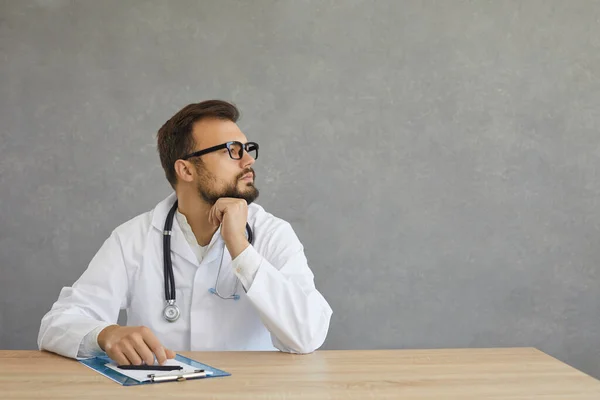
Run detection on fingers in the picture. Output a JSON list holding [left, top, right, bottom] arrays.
[[132, 334, 156, 365], [209, 201, 225, 226], [105, 326, 174, 366], [152, 346, 168, 366], [120, 341, 143, 365], [210, 198, 247, 223], [210, 205, 219, 225], [108, 347, 132, 366], [165, 348, 176, 359], [140, 327, 168, 365], [104, 336, 135, 366]]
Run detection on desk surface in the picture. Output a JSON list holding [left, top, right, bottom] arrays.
[[1, 348, 599, 399]]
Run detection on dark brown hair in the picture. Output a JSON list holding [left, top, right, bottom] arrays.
[[157, 100, 240, 187]]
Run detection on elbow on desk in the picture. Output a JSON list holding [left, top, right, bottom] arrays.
[[277, 341, 321, 355], [37, 312, 53, 352], [295, 306, 333, 354], [291, 343, 321, 355], [37, 316, 61, 356], [289, 331, 329, 354], [280, 338, 320, 355], [36, 311, 83, 360], [276, 316, 332, 355]]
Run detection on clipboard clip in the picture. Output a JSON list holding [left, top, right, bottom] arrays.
[[147, 369, 209, 383]]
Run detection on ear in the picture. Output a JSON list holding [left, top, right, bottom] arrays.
[[174, 159, 195, 184]]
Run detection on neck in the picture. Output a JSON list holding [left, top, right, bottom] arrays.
[[175, 190, 218, 246]]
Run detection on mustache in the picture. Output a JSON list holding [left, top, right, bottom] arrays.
[[237, 168, 255, 180]]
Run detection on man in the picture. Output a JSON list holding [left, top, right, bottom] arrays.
[[38, 100, 333, 366]]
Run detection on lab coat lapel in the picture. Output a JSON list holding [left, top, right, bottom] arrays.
[[151, 192, 198, 267], [200, 230, 226, 265], [169, 220, 201, 266], [151, 192, 226, 267]]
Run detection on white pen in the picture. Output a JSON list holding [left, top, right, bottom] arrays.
[[147, 369, 213, 383]]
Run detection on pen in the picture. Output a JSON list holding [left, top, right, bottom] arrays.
[[148, 369, 209, 382], [117, 365, 183, 371]]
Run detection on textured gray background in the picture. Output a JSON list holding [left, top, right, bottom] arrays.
[[1, 0, 599, 379]]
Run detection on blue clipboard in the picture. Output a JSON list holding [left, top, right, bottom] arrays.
[[79, 354, 231, 386]]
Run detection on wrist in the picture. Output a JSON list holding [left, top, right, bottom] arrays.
[[225, 234, 250, 259], [97, 324, 120, 350]]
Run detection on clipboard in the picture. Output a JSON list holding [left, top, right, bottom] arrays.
[[79, 353, 231, 386]]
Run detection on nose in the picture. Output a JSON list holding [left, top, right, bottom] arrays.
[[240, 149, 255, 169]]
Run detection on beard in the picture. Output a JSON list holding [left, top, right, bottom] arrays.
[[196, 166, 259, 205]]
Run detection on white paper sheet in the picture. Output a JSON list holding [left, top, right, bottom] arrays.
[[105, 358, 208, 382]]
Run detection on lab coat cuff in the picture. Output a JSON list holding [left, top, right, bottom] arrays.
[[232, 245, 262, 291], [76, 323, 110, 359]]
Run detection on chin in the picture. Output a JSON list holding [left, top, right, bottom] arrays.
[[240, 186, 259, 204]]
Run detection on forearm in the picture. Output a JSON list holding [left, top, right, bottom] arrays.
[[233, 246, 333, 353], [38, 305, 112, 359]]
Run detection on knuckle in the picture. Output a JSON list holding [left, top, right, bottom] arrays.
[[151, 343, 163, 352], [140, 326, 151, 336]]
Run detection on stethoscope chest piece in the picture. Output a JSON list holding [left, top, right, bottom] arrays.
[[162, 199, 255, 323], [163, 299, 180, 322]]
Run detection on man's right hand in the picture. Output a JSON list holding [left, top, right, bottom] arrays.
[[97, 325, 176, 365]]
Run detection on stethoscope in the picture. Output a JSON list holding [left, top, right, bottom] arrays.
[[162, 200, 254, 322]]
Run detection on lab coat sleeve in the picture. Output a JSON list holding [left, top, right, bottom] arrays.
[[231, 247, 260, 290], [239, 222, 333, 354], [37, 232, 129, 360], [77, 325, 107, 358]]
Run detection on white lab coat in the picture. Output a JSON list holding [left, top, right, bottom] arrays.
[[38, 193, 333, 359]]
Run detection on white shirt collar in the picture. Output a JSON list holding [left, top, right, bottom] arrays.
[[175, 209, 219, 263]]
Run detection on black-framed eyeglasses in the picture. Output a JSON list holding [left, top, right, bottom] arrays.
[[181, 141, 259, 161]]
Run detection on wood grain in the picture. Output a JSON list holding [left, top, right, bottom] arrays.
[[1, 348, 599, 399]]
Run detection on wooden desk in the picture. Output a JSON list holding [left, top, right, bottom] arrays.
[[1, 348, 599, 399]]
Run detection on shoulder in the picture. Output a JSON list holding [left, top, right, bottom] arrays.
[[247, 202, 303, 250], [248, 202, 293, 235], [107, 207, 156, 250], [113, 210, 153, 236]]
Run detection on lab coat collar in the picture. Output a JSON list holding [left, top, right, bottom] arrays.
[[151, 193, 225, 267]]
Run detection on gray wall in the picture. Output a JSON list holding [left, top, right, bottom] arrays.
[[1, 0, 599, 379]]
